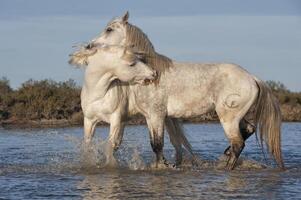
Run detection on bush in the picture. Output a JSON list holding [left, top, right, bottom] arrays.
[[266, 80, 301, 106], [0, 77, 13, 120], [0, 77, 12, 94], [266, 80, 289, 93], [1, 78, 81, 121]]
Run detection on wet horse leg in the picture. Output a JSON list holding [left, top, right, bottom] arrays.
[[217, 93, 255, 170], [224, 118, 255, 156], [165, 118, 183, 165], [146, 115, 171, 168], [221, 120, 245, 170], [84, 117, 97, 144], [106, 114, 124, 166]]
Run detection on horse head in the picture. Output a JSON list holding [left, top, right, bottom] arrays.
[[69, 45, 157, 84], [86, 11, 129, 49]]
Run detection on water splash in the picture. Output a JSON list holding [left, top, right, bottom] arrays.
[[178, 154, 268, 171], [76, 136, 146, 171], [78, 139, 108, 169], [0, 130, 272, 176], [75, 135, 268, 171], [127, 148, 146, 170]]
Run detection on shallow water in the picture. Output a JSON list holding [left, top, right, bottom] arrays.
[[0, 123, 300, 199]]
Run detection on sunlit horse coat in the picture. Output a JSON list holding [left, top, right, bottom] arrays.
[[85, 12, 284, 169], [69, 45, 157, 165]]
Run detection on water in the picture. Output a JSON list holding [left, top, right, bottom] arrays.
[[0, 123, 300, 199]]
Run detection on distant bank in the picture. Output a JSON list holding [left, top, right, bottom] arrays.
[[1, 78, 300, 128]]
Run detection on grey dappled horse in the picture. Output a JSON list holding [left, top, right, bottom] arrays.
[[84, 12, 284, 169]]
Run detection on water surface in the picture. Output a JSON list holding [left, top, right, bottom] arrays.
[[0, 123, 300, 199]]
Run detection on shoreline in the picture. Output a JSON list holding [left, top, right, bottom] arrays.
[[1, 118, 300, 129], [1, 104, 300, 129]]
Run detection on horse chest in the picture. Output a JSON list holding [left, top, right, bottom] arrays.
[[82, 96, 117, 123]]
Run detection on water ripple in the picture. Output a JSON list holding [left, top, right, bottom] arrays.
[[0, 123, 300, 199]]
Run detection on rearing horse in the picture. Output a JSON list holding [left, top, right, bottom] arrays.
[[86, 12, 284, 169]]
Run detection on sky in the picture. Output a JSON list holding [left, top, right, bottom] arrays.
[[1, 0, 301, 91]]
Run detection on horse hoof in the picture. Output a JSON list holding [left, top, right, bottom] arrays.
[[225, 155, 238, 170], [105, 156, 118, 168], [175, 159, 183, 167], [150, 160, 176, 169]]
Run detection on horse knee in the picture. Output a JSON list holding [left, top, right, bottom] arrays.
[[151, 136, 163, 154]]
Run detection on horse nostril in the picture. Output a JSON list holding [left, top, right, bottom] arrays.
[[86, 43, 93, 49]]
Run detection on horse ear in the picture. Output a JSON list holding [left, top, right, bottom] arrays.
[[122, 11, 129, 23]]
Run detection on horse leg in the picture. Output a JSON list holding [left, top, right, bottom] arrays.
[[217, 92, 256, 170], [165, 118, 183, 166], [84, 117, 97, 144], [224, 118, 256, 156], [110, 123, 125, 152], [220, 119, 245, 170], [82, 117, 98, 166], [146, 115, 170, 168], [106, 115, 124, 167], [165, 118, 200, 166]]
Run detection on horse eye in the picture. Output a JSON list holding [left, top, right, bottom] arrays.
[[129, 62, 136, 67], [106, 27, 113, 32]]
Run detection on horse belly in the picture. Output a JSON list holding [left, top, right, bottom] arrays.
[[167, 94, 214, 118]]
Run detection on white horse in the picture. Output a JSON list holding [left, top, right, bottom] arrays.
[[79, 14, 197, 166], [85, 12, 284, 170], [69, 45, 157, 165]]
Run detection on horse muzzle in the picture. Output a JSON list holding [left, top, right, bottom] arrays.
[[85, 43, 95, 49]]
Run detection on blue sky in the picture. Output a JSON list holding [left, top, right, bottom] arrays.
[[1, 0, 301, 91]]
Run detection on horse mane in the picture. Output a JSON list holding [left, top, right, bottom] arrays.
[[125, 23, 173, 80]]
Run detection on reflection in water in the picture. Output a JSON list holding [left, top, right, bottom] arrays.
[[78, 173, 120, 200], [225, 173, 247, 191], [75, 168, 286, 199], [77, 170, 202, 199]]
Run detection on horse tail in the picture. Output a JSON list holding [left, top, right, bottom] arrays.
[[253, 77, 284, 169]]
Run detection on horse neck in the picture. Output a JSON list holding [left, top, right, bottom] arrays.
[[83, 65, 115, 100], [125, 23, 172, 78], [126, 23, 155, 53]]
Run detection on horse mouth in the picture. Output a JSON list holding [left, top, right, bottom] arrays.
[[85, 43, 94, 49], [135, 79, 151, 85], [85, 42, 105, 50], [142, 79, 155, 85], [68, 47, 98, 67]]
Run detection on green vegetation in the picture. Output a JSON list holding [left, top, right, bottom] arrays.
[[0, 78, 300, 127], [266, 80, 301, 106], [266, 80, 301, 121], [0, 77, 82, 126]]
